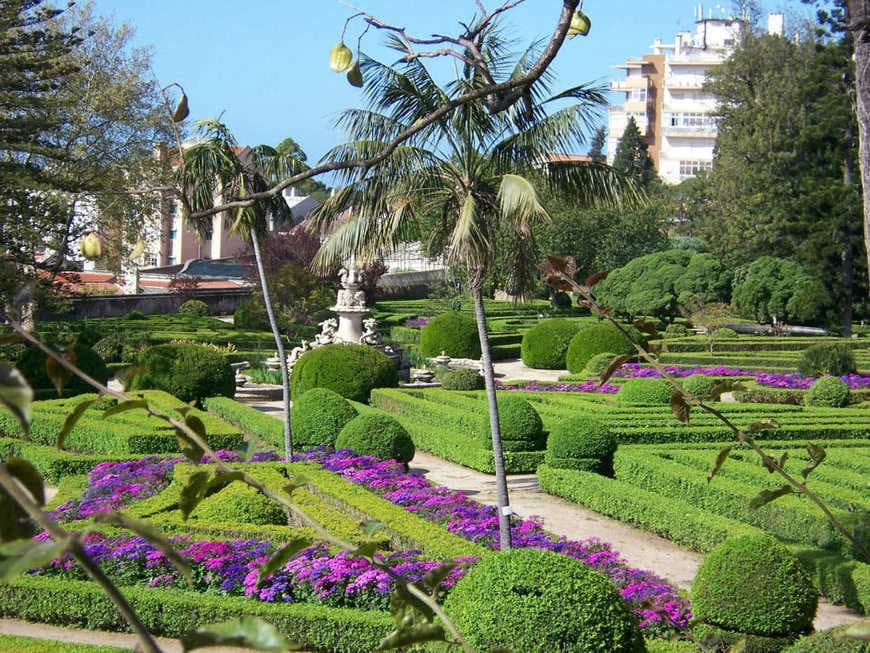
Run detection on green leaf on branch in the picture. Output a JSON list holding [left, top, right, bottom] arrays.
[[258, 539, 309, 585], [361, 520, 386, 537], [801, 442, 826, 480], [600, 354, 631, 386], [45, 348, 73, 397], [632, 319, 658, 337], [422, 562, 458, 595], [707, 446, 733, 483], [748, 485, 793, 511], [101, 399, 148, 419], [0, 458, 44, 542], [92, 511, 192, 586], [841, 621, 870, 641], [0, 363, 33, 436], [671, 392, 691, 425], [176, 415, 207, 463], [585, 270, 609, 286], [0, 538, 67, 582], [56, 399, 96, 450], [114, 364, 148, 390], [389, 583, 435, 624], [6, 458, 44, 507], [747, 419, 780, 434], [182, 616, 301, 651], [709, 380, 745, 401], [378, 623, 447, 650], [351, 542, 382, 559], [282, 475, 309, 498], [179, 471, 211, 520], [171, 92, 190, 123]]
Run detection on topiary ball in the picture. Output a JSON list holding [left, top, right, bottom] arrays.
[[805, 375, 850, 408], [584, 351, 619, 378], [178, 299, 209, 317], [128, 343, 234, 405], [419, 311, 480, 359], [545, 415, 617, 475], [711, 327, 738, 339], [290, 344, 398, 403], [440, 368, 485, 391], [616, 378, 673, 405], [521, 318, 582, 369], [481, 395, 545, 451], [335, 414, 415, 464], [566, 322, 644, 374], [782, 626, 870, 653], [16, 343, 109, 396], [692, 533, 818, 637], [290, 388, 358, 448], [798, 343, 856, 378], [663, 323, 690, 339], [443, 548, 645, 653], [682, 374, 717, 399]]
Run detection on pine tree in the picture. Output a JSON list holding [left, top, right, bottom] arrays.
[[612, 117, 656, 187], [588, 126, 606, 162]]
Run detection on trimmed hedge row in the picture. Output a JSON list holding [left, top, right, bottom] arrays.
[[0, 576, 394, 653], [203, 396, 284, 449], [0, 437, 132, 484], [0, 634, 125, 653]]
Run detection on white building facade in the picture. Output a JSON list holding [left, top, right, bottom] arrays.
[[608, 7, 784, 184]]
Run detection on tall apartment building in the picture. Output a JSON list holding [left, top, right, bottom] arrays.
[[607, 7, 784, 184]]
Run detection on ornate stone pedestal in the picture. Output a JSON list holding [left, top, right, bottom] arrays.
[[333, 267, 368, 344]]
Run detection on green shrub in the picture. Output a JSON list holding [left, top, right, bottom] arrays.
[[682, 374, 717, 398], [545, 415, 617, 475], [193, 483, 287, 525], [0, 634, 126, 653], [782, 626, 870, 652], [178, 299, 209, 317], [798, 343, 856, 377], [711, 327, 738, 339], [692, 623, 796, 653], [123, 310, 145, 320], [481, 395, 544, 451], [419, 311, 480, 359], [443, 548, 645, 653], [692, 533, 817, 637], [566, 322, 643, 373], [233, 299, 268, 330], [335, 414, 414, 464], [616, 378, 673, 405], [439, 368, 485, 391], [128, 343, 234, 404], [520, 318, 582, 369], [16, 344, 109, 395], [290, 388, 358, 448], [663, 324, 690, 339], [584, 351, 619, 378], [92, 332, 126, 364], [290, 344, 398, 403], [551, 290, 573, 309], [805, 376, 850, 408]]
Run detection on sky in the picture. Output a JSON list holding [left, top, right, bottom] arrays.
[[89, 0, 801, 163]]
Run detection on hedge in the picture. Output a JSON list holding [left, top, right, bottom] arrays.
[[0, 634, 126, 653], [290, 344, 398, 403], [419, 311, 480, 359], [520, 318, 582, 369], [203, 396, 284, 449], [0, 576, 394, 653]]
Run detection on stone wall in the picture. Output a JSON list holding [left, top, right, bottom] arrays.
[[375, 269, 446, 300], [44, 289, 252, 320]]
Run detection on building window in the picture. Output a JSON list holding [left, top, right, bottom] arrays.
[[168, 256, 177, 266], [169, 202, 178, 216], [679, 160, 713, 178], [145, 255, 158, 267], [203, 226, 213, 241], [629, 87, 647, 103], [169, 229, 177, 240]]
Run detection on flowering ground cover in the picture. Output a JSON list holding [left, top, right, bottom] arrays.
[[38, 446, 690, 636]]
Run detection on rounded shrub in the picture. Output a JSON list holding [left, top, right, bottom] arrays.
[[682, 374, 717, 399], [443, 548, 645, 653], [128, 343, 234, 404], [123, 310, 145, 321], [194, 484, 287, 526], [551, 290, 572, 309], [584, 351, 619, 378], [545, 415, 617, 475], [566, 322, 644, 374], [616, 378, 673, 405], [290, 343, 398, 403], [92, 331, 126, 364], [178, 299, 209, 317], [692, 533, 817, 637], [290, 388, 358, 448], [481, 395, 544, 451], [798, 342, 856, 378], [782, 626, 870, 653], [440, 368, 485, 391], [805, 376, 850, 408], [419, 311, 480, 359], [663, 323, 690, 339], [16, 343, 109, 395], [335, 414, 415, 464], [521, 318, 582, 369], [711, 327, 738, 339]]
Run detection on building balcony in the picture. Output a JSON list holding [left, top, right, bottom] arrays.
[[609, 77, 649, 91], [662, 124, 716, 137]]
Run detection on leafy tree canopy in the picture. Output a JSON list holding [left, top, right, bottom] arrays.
[[731, 256, 828, 324]]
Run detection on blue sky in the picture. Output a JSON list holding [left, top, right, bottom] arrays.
[[91, 1, 800, 162]]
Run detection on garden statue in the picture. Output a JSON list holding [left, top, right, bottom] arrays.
[[314, 318, 338, 346], [359, 318, 382, 346]]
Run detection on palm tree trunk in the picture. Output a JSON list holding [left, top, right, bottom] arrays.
[[471, 284, 512, 550], [250, 229, 292, 459]]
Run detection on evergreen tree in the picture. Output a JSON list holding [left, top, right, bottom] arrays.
[[612, 117, 656, 187], [588, 126, 606, 162]]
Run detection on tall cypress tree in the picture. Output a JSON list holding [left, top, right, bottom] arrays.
[[588, 126, 606, 162], [612, 117, 656, 187]]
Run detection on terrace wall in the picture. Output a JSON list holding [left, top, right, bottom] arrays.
[[42, 288, 252, 319]]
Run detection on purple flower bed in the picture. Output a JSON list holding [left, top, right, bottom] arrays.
[[403, 316, 431, 328], [34, 532, 467, 611], [754, 371, 870, 390], [44, 446, 690, 634]]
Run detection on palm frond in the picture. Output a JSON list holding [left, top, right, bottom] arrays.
[[544, 161, 647, 210], [497, 174, 549, 234]]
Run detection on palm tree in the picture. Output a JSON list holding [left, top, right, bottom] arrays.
[[311, 28, 642, 549], [179, 119, 306, 460]]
